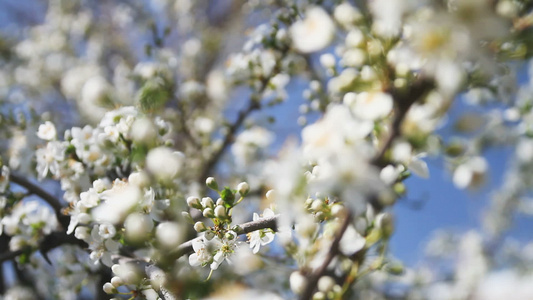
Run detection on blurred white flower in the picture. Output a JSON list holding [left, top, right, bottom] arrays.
[[290, 7, 335, 53], [339, 225, 365, 256], [344, 91, 393, 121], [37, 121, 57, 141], [146, 147, 184, 180], [156, 221, 184, 249], [453, 156, 488, 189]]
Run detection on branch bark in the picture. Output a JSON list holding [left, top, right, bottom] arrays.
[[298, 211, 352, 300], [9, 173, 69, 229], [173, 215, 278, 258], [0, 231, 87, 264]]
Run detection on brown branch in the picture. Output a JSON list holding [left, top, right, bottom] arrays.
[[298, 211, 352, 300], [371, 78, 435, 168], [197, 97, 261, 183], [0, 231, 87, 264], [297, 78, 435, 299], [9, 173, 70, 229], [173, 215, 278, 258], [197, 44, 290, 183]]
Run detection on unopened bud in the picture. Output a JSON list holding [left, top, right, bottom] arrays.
[[313, 292, 326, 300], [103, 282, 116, 294], [110, 276, 123, 287], [203, 208, 214, 218], [237, 181, 249, 196], [206, 177, 218, 190], [311, 199, 323, 211], [194, 221, 207, 232], [385, 261, 404, 275], [317, 276, 336, 292], [201, 197, 214, 208], [186, 196, 201, 209], [376, 212, 394, 238], [216, 198, 224, 206], [214, 205, 227, 218], [265, 189, 275, 200], [314, 211, 325, 222], [330, 204, 346, 218], [225, 231, 236, 240], [290, 271, 307, 295]]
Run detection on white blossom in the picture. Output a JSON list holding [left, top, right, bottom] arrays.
[[290, 7, 335, 53], [37, 121, 57, 141], [247, 208, 276, 254]]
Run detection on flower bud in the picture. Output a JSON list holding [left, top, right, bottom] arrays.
[[103, 282, 116, 294], [330, 204, 346, 218], [203, 208, 214, 218], [385, 261, 404, 275], [110, 276, 124, 287], [216, 198, 224, 206], [225, 231, 236, 240], [194, 221, 207, 232], [186, 196, 202, 209], [314, 211, 325, 222], [214, 205, 227, 218], [313, 292, 326, 300], [206, 177, 218, 190], [376, 212, 394, 238], [201, 197, 214, 208], [237, 181, 249, 196], [317, 276, 335, 292], [265, 189, 275, 200], [124, 213, 154, 244], [74, 226, 90, 240], [290, 271, 307, 295], [311, 199, 323, 211], [156, 222, 183, 249]]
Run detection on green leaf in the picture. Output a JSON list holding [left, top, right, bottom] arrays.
[[220, 187, 235, 207]]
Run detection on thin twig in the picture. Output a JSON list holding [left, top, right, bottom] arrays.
[[9, 173, 69, 229], [197, 45, 290, 183], [298, 211, 352, 300], [0, 231, 87, 264], [197, 99, 261, 182], [173, 215, 278, 258], [372, 78, 435, 167]]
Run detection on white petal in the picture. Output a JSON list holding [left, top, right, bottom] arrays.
[[408, 158, 429, 179]]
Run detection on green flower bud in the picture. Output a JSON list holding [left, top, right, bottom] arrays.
[[214, 205, 227, 218], [203, 208, 214, 218], [186, 196, 202, 209], [194, 221, 207, 232], [206, 177, 218, 190], [237, 181, 249, 196]]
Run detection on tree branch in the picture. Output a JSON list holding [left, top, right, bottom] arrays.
[[9, 173, 69, 229], [0, 231, 87, 264], [173, 215, 278, 258], [197, 98, 261, 182], [197, 46, 290, 183], [298, 211, 352, 300], [372, 78, 435, 168]]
